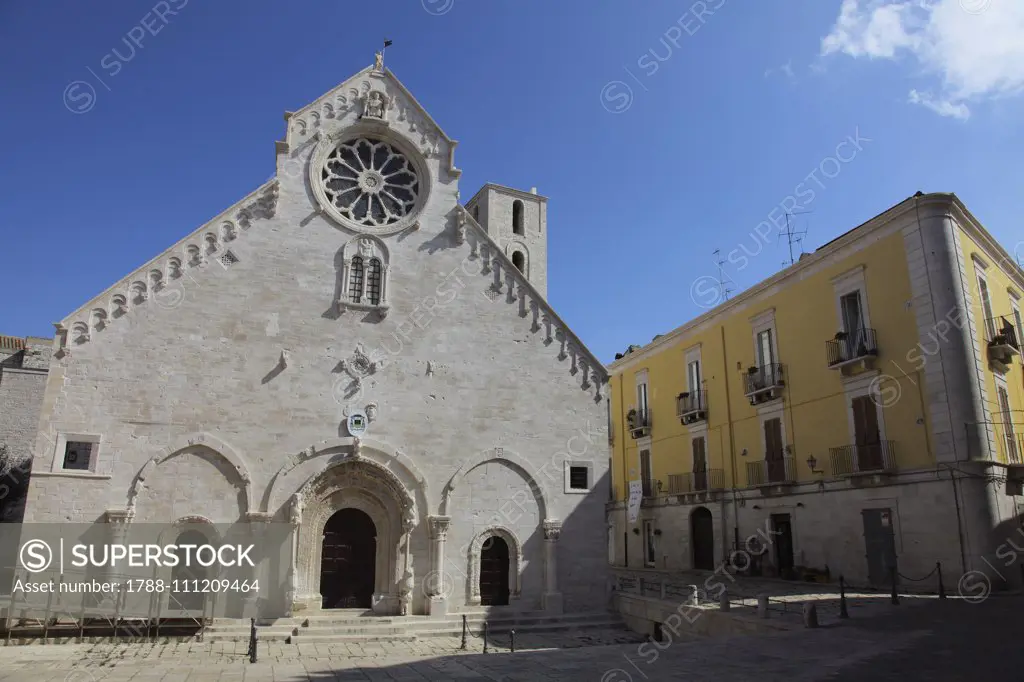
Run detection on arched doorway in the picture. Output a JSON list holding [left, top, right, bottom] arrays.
[[320, 508, 377, 609], [479, 536, 510, 606], [169, 529, 209, 614], [691, 507, 715, 570]]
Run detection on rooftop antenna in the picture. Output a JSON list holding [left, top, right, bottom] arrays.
[[713, 248, 733, 302], [781, 211, 812, 267]]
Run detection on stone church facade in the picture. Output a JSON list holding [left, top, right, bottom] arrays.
[[21, 59, 610, 618]]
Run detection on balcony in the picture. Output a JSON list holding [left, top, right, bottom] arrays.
[[828, 441, 897, 476], [666, 469, 725, 495], [968, 421, 1024, 466], [826, 328, 878, 375], [743, 363, 785, 405], [676, 390, 708, 425], [627, 408, 651, 439], [746, 455, 795, 487], [985, 316, 1020, 372]]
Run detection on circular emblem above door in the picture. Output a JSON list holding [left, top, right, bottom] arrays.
[[347, 410, 368, 437]]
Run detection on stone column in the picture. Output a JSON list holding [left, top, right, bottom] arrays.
[[399, 511, 416, 616], [244, 511, 273, 619], [287, 492, 303, 611], [104, 509, 134, 614], [427, 515, 450, 618], [542, 519, 563, 613]]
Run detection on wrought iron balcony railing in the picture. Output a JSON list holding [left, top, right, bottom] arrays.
[[743, 363, 785, 397], [627, 408, 651, 439], [666, 469, 725, 494], [676, 390, 708, 424], [826, 328, 879, 368], [828, 441, 897, 475], [745, 455, 795, 487], [967, 420, 1024, 465], [985, 316, 1020, 369]]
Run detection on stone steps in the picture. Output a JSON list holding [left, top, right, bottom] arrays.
[[202, 610, 630, 644]]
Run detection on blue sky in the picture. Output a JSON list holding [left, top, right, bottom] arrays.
[[2, 0, 1022, 363]]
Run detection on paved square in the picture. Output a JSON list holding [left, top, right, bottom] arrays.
[[0, 598, 1018, 681]]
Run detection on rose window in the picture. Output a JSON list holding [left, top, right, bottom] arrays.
[[320, 138, 420, 228]]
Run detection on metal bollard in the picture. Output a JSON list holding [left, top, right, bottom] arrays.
[[688, 585, 699, 606], [757, 594, 769, 619], [890, 566, 900, 605], [838, 575, 849, 619], [802, 602, 819, 628], [510, 629, 516, 653], [483, 622, 489, 654], [719, 589, 730, 612], [248, 617, 257, 663], [461, 614, 467, 649], [937, 562, 946, 599]]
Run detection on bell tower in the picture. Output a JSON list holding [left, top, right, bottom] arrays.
[[465, 184, 548, 299]]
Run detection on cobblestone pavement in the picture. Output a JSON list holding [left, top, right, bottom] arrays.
[[0, 598, 1017, 681]]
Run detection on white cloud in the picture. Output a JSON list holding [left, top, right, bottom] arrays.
[[821, 0, 1024, 119], [908, 89, 971, 119]]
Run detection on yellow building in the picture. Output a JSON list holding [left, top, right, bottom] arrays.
[[607, 192, 1023, 589]]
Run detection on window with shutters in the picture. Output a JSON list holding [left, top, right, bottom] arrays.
[[640, 449, 653, 497], [692, 437, 708, 491], [998, 386, 1019, 463], [763, 418, 786, 483]]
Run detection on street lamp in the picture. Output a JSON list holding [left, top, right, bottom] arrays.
[[807, 455, 824, 474]]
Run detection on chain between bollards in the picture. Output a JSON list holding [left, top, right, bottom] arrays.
[[248, 617, 257, 663], [838, 575, 849, 619], [890, 566, 900, 605], [483, 621, 489, 654], [510, 629, 516, 653], [460, 614, 467, 649], [937, 562, 946, 599]]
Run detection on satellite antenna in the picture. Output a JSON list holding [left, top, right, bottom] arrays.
[[781, 211, 812, 267]]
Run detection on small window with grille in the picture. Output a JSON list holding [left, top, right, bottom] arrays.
[[63, 441, 94, 471], [564, 461, 593, 493], [366, 258, 382, 305], [348, 256, 364, 303]]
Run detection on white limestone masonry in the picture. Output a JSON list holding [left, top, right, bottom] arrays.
[[21, 63, 610, 618]]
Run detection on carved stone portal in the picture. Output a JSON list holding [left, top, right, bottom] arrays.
[[291, 460, 417, 615]]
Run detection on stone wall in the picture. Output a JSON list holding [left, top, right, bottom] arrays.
[[609, 472, 964, 589], [21, 67, 609, 615], [0, 336, 51, 522]]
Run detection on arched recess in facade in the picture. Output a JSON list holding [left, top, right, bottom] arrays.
[[265, 437, 429, 615], [263, 437, 430, 519], [466, 526, 523, 606], [439, 449, 550, 520], [127, 432, 254, 518]]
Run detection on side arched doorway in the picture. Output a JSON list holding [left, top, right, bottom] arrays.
[[320, 508, 377, 609], [169, 529, 210, 614], [690, 507, 715, 570], [479, 536, 510, 606]]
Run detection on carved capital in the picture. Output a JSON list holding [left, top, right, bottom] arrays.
[[105, 508, 134, 526], [428, 515, 451, 540], [543, 519, 562, 541]]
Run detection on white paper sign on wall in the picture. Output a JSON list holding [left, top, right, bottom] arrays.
[[627, 480, 643, 524]]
